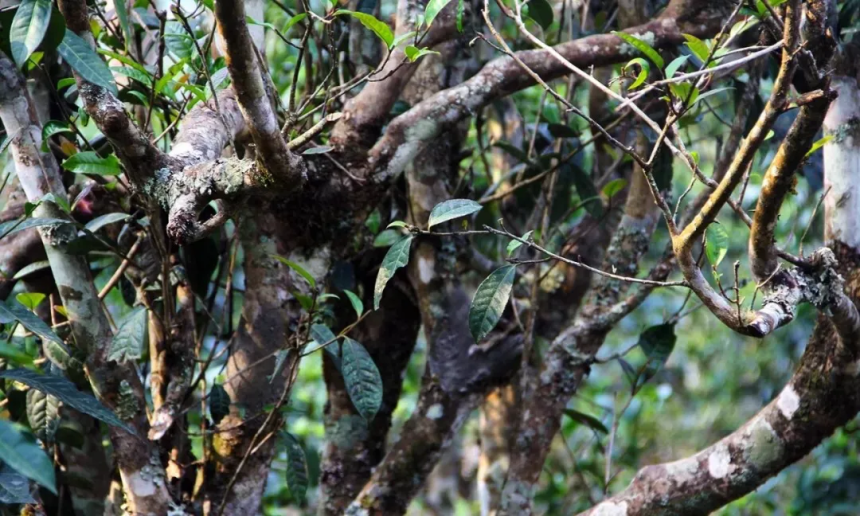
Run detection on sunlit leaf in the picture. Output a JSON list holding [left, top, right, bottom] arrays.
[[805, 134, 833, 158], [334, 10, 393, 48], [602, 178, 627, 199], [15, 292, 45, 311], [62, 151, 122, 176], [427, 199, 483, 228], [613, 32, 664, 69], [404, 45, 440, 62], [664, 55, 689, 78]]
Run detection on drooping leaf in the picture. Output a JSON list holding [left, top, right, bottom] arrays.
[[613, 31, 664, 69], [334, 10, 393, 48], [26, 388, 60, 443], [208, 384, 230, 425], [424, 0, 455, 27], [469, 265, 517, 342], [58, 29, 117, 94], [341, 337, 382, 420], [0, 369, 135, 435], [0, 217, 70, 240], [602, 178, 628, 199], [638, 323, 677, 377], [61, 151, 122, 176], [108, 307, 147, 362], [805, 134, 833, 158], [507, 230, 533, 256], [84, 212, 130, 233], [0, 463, 36, 504], [15, 292, 45, 310], [683, 34, 711, 64], [114, 0, 130, 51], [309, 323, 341, 369], [283, 432, 309, 503], [344, 289, 363, 318], [427, 199, 483, 228], [0, 300, 64, 346], [374, 235, 413, 310], [390, 31, 417, 48], [526, 0, 553, 30], [705, 223, 729, 267], [563, 408, 609, 434], [0, 419, 55, 494], [283, 13, 307, 32], [624, 57, 650, 90], [10, 0, 52, 68], [272, 255, 317, 289]]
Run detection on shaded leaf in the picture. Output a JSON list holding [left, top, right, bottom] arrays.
[[10, 0, 52, 68], [0, 369, 135, 435], [108, 307, 147, 362], [0, 300, 65, 347], [374, 235, 413, 310], [269, 349, 290, 383], [209, 384, 230, 425], [272, 255, 317, 288], [427, 199, 483, 228], [84, 212, 130, 233], [58, 29, 117, 94], [11, 260, 50, 281], [563, 408, 609, 434], [26, 388, 60, 443], [705, 223, 729, 267], [424, 0, 454, 27], [547, 123, 578, 138], [301, 145, 332, 155], [344, 289, 363, 318], [0, 463, 36, 504], [0, 420, 55, 494], [638, 323, 676, 377], [469, 265, 516, 342], [341, 337, 382, 420], [283, 432, 309, 503], [602, 178, 627, 199], [664, 55, 688, 78], [309, 324, 340, 370], [0, 217, 70, 240], [373, 229, 402, 247], [526, 0, 553, 30]]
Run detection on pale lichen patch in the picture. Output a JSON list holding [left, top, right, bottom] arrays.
[[418, 256, 435, 284], [777, 385, 801, 420], [708, 444, 732, 479], [591, 501, 629, 516], [426, 403, 444, 419]]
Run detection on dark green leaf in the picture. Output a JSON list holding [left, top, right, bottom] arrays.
[[563, 408, 609, 434], [58, 29, 117, 94], [341, 337, 382, 420], [26, 388, 60, 443], [0, 300, 64, 347], [705, 223, 728, 267], [10, 0, 52, 67], [209, 384, 230, 425], [0, 369, 135, 435], [114, 0, 130, 51], [547, 123, 578, 138], [283, 432, 308, 503], [373, 229, 402, 247], [0, 420, 55, 494], [469, 265, 516, 342], [427, 198, 483, 228], [0, 217, 70, 240], [108, 307, 147, 362], [526, 0, 553, 30], [11, 261, 49, 282], [309, 324, 340, 369], [493, 141, 532, 164], [62, 151, 122, 176], [638, 323, 676, 376], [374, 235, 413, 310], [602, 178, 627, 199]]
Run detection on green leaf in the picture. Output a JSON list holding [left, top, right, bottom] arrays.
[[0, 420, 55, 494], [15, 292, 45, 310], [269, 349, 290, 383], [0, 369, 135, 435], [10, 0, 52, 68], [668, 83, 699, 107], [283, 432, 309, 503], [365, 209, 381, 234], [85, 212, 130, 233], [664, 55, 689, 78], [805, 134, 833, 158], [0, 217, 70, 240], [341, 337, 382, 420], [507, 230, 533, 256], [108, 307, 147, 362], [625, 57, 649, 90], [683, 34, 710, 64], [272, 255, 317, 289], [301, 145, 332, 155], [110, 65, 153, 86], [373, 229, 402, 247], [404, 45, 440, 62], [456, 0, 464, 31], [387, 220, 408, 229], [638, 323, 676, 377], [0, 463, 36, 504], [602, 178, 627, 199], [547, 123, 578, 138], [283, 13, 307, 32], [208, 384, 230, 425], [309, 324, 340, 368], [423, 0, 454, 27], [62, 151, 122, 176], [705, 223, 729, 267], [427, 198, 483, 228], [0, 342, 35, 366], [26, 388, 60, 443], [334, 10, 393, 48], [390, 31, 417, 49], [613, 32, 664, 69], [0, 300, 64, 346], [58, 29, 117, 94], [526, 0, 553, 30], [374, 235, 413, 310], [494, 141, 532, 164], [344, 289, 364, 319], [469, 265, 516, 342], [114, 0, 130, 51], [41, 120, 73, 143], [563, 408, 609, 434]]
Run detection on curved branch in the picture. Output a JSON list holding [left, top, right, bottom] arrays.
[[214, 0, 305, 187]]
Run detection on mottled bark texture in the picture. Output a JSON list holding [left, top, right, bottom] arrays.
[[0, 53, 170, 514]]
